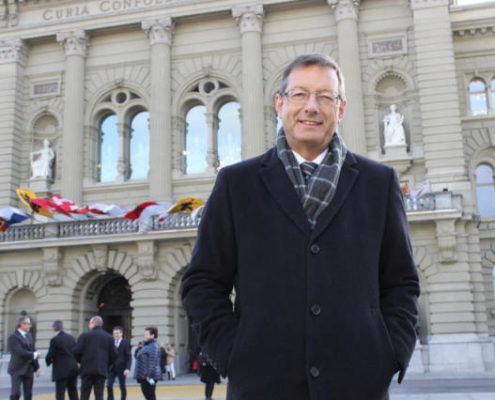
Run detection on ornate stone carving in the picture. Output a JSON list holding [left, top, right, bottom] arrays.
[[232, 5, 264, 34], [0, 38, 27, 65], [43, 247, 63, 286], [137, 240, 157, 280], [92, 244, 108, 271], [436, 219, 457, 263], [56, 30, 88, 57], [409, 0, 450, 10], [142, 18, 174, 46], [327, 0, 360, 21]]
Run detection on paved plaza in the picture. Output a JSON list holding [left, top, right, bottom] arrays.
[[0, 372, 494, 400]]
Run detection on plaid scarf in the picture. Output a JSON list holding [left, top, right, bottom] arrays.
[[276, 129, 347, 229]]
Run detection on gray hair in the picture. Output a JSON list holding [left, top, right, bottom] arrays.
[[90, 316, 103, 327], [279, 53, 346, 101], [52, 320, 63, 331]]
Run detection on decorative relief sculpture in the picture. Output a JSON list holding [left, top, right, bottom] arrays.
[[383, 104, 406, 147], [30, 139, 55, 180]]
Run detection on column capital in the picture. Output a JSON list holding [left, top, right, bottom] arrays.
[[0, 38, 27, 65], [409, 0, 450, 10], [327, 0, 360, 21], [232, 4, 264, 34], [142, 18, 174, 46], [56, 30, 88, 57]]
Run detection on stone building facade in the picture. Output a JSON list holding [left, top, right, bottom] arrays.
[[0, 0, 495, 374]]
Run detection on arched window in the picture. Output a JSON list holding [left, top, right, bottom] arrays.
[[98, 114, 118, 182], [475, 164, 495, 218], [94, 89, 149, 183], [185, 105, 208, 174], [129, 111, 150, 180], [217, 101, 241, 168], [469, 78, 488, 116], [180, 78, 241, 175]]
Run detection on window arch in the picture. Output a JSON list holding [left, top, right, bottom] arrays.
[[185, 104, 208, 174], [94, 89, 149, 183], [129, 110, 150, 180], [469, 78, 488, 116], [475, 163, 495, 218], [180, 78, 241, 175], [217, 101, 241, 168]]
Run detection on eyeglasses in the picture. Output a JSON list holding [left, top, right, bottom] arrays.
[[283, 89, 341, 107]]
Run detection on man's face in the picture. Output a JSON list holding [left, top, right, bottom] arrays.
[[19, 318, 31, 333], [113, 329, 122, 341], [275, 65, 346, 157]]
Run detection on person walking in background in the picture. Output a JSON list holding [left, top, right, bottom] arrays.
[[74, 316, 116, 400], [198, 352, 220, 400], [45, 320, 79, 400], [107, 326, 132, 400], [7, 315, 41, 400], [163, 344, 176, 380], [134, 327, 162, 400]]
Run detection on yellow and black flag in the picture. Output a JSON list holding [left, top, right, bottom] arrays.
[[16, 188, 53, 218]]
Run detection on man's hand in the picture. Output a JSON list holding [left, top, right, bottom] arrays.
[[35, 369, 41, 378], [123, 369, 129, 376]]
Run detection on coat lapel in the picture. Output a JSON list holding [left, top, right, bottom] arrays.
[[259, 149, 311, 237], [311, 152, 360, 240]]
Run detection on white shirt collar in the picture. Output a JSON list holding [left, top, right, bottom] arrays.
[[292, 149, 328, 165], [17, 329, 27, 337]]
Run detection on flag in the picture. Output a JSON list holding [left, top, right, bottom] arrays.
[[50, 195, 79, 213], [16, 188, 53, 218], [124, 201, 158, 221], [412, 182, 431, 199], [0, 207, 31, 231], [85, 204, 127, 217], [137, 204, 171, 232], [167, 197, 205, 215], [30, 198, 72, 216]]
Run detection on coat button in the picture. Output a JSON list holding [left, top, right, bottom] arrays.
[[311, 304, 321, 315], [310, 366, 320, 377], [310, 244, 320, 254]]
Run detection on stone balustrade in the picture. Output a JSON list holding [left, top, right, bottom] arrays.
[[404, 191, 463, 213]]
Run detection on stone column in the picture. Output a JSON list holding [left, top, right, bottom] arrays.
[[142, 18, 174, 202], [232, 5, 266, 159], [327, 0, 366, 155], [57, 30, 88, 204], [116, 121, 130, 182], [0, 38, 27, 205], [205, 113, 219, 173], [410, 0, 467, 185]]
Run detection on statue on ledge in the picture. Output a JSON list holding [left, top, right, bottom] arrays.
[[383, 104, 406, 147], [30, 139, 55, 180]]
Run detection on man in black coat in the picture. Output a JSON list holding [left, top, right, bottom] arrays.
[[74, 316, 117, 400], [181, 54, 420, 400], [7, 315, 41, 400], [45, 320, 79, 400], [106, 326, 132, 400]]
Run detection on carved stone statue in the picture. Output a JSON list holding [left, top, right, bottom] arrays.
[[30, 139, 55, 180], [383, 104, 406, 147]]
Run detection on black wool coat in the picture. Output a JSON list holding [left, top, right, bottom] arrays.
[[45, 330, 78, 381], [8, 330, 40, 376], [111, 338, 132, 374], [74, 326, 117, 378], [181, 148, 420, 400]]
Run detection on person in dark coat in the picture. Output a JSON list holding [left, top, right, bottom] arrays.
[[134, 326, 162, 400], [198, 352, 220, 400], [106, 326, 132, 400], [181, 53, 420, 400], [45, 320, 79, 400], [74, 316, 117, 400], [8, 315, 41, 400]]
